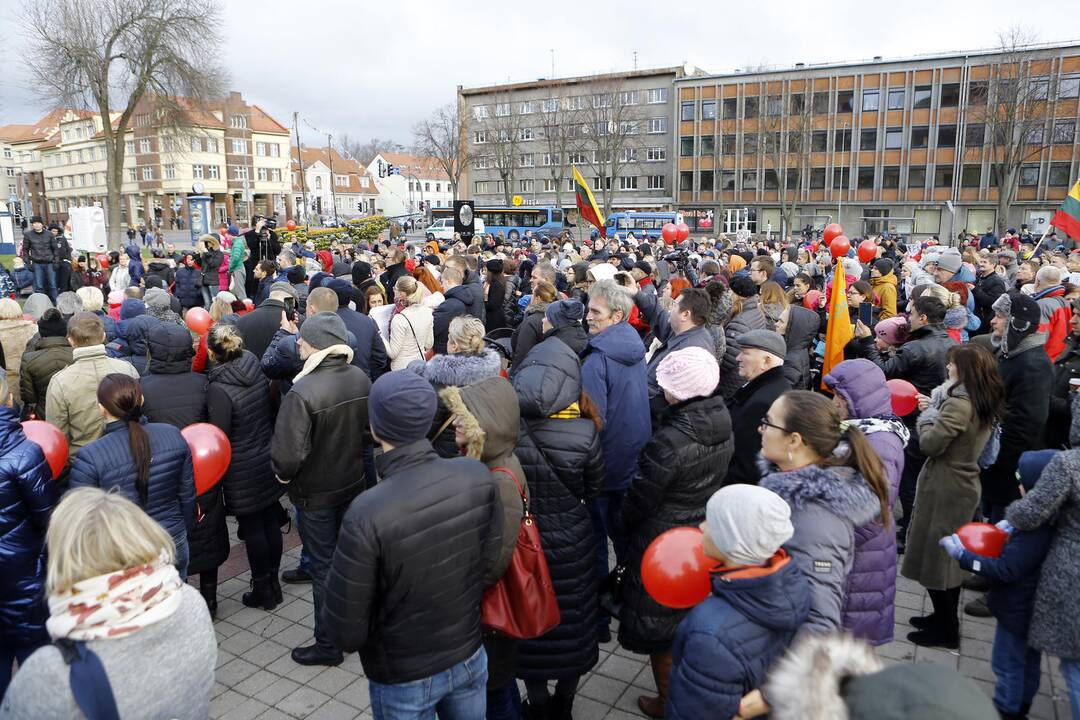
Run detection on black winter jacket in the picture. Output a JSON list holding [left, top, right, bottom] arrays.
[[336, 307, 388, 381], [719, 297, 768, 401], [0, 406, 57, 647], [511, 337, 605, 680], [69, 420, 195, 546], [234, 298, 287, 361], [484, 278, 507, 332], [461, 271, 487, 324], [727, 367, 792, 487], [173, 266, 203, 309], [972, 270, 1007, 335], [618, 393, 734, 653], [146, 261, 175, 288], [510, 304, 549, 372], [781, 306, 820, 390], [20, 229, 53, 265], [197, 249, 224, 287], [1048, 336, 1080, 450], [271, 355, 371, 511], [19, 336, 72, 420], [432, 285, 472, 355], [542, 323, 589, 357], [322, 438, 502, 684], [207, 351, 283, 516], [859, 323, 956, 396]]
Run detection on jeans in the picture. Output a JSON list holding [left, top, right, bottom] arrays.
[[32, 263, 56, 301], [174, 532, 190, 581], [296, 503, 347, 653], [0, 643, 41, 699], [991, 624, 1042, 714], [292, 505, 312, 573], [230, 267, 247, 301], [370, 647, 487, 720], [363, 444, 378, 489], [588, 491, 627, 630], [1059, 657, 1080, 720], [236, 503, 284, 579], [201, 284, 220, 309]]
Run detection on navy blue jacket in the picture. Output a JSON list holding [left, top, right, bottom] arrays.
[[580, 322, 651, 493], [0, 406, 57, 647], [173, 265, 204, 309], [69, 420, 195, 546], [667, 554, 810, 720], [94, 310, 118, 343], [335, 307, 388, 381], [957, 527, 1052, 639]]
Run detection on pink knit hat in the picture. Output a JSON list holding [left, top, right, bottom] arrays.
[[874, 316, 909, 346], [656, 347, 720, 401]]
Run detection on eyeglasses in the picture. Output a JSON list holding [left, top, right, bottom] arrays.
[[758, 417, 792, 434]]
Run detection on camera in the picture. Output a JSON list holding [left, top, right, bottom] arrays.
[[263, 216, 278, 231], [663, 250, 688, 264]]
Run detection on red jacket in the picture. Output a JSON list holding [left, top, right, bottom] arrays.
[[1034, 285, 1072, 361]]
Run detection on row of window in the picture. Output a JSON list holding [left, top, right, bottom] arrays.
[[472, 118, 668, 144], [679, 77, 1080, 121], [406, 181, 445, 193], [116, 137, 284, 157], [473, 146, 670, 171], [116, 164, 283, 183], [472, 88, 668, 119], [474, 175, 666, 195], [46, 147, 105, 166], [677, 119, 1077, 157], [46, 172, 106, 190], [675, 161, 1075, 192]]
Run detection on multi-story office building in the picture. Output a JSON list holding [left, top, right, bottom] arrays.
[[458, 67, 696, 215], [1, 92, 292, 229], [673, 44, 1080, 239]]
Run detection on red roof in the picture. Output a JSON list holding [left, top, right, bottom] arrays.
[[251, 104, 289, 134]]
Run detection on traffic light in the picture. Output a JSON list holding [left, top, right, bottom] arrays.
[[388, 164, 398, 176]]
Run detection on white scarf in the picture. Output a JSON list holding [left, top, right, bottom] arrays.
[[292, 343, 354, 384], [47, 551, 182, 641]]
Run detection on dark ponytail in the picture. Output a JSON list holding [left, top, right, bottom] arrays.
[[779, 390, 892, 530], [97, 374, 151, 506]]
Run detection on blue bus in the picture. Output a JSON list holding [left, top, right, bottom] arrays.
[[430, 206, 565, 240], [604, 211, 682, 241]]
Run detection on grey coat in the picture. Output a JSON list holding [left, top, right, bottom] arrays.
[[901, 382, 991, 590], [1007, 445, 1080, 658], [760, 463, 881, 636], [719, 296, 768, 401]]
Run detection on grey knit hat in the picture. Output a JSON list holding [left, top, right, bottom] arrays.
[[144, 287, 170, 309], [299, 311, 347, 350]]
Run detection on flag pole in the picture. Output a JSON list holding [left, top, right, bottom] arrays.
[[1029, 223, 1053, 257]]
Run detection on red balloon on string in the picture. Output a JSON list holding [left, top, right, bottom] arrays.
[[857, 239, 877, 264], [185, 307, 212, 335], [802, 289, 822, 310], [886, 378, 918, 416], [956, 522, 1008, 558], [675, 222, 690, 242], [96, 253, 109, 269], [286, 220, 297, 230], [22, 420, 68, 480], [641, 527, 714, 609], [823, 223, 843, 244], [829, 235, 851, 259], [181, 423, 232, 495], [661, 223, 678, 244]]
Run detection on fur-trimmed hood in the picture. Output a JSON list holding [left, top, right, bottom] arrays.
[[410, 348, 502, 387], [758, 461, 880, 527], [765, 633, 882, 720], [438, 378, 519, 463]]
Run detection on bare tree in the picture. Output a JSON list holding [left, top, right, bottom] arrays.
[[577, 82, 649, 216], [760, 81, 815, 236], [537, 92, 587, 212], [22, 0, 227, 247], [413, 103, 466, 200], [967, 27, 1055, 236], [338, 135, 406, 165], [477, 94, 523, 207]]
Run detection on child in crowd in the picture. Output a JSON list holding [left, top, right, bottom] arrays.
[[940, 449, 1057, 720], [666, 485, 810, 720]]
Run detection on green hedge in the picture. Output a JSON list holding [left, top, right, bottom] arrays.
[[276, 216, 389, 249]]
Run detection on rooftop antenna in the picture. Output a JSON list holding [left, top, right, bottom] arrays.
[[633, 51, 638, 70], [550, 49, 555, 79]]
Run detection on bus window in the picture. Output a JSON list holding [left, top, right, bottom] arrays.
[[551, 209, 563, 223]]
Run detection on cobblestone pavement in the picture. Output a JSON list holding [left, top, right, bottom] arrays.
[[207, 532, 1074, 719]]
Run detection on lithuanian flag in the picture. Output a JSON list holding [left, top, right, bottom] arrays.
[[821, 260, 853, 390], [572, 166, 606, 238], [1051, 180, 1080, 241]]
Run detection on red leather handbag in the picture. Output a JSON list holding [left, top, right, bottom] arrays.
[[481, 466, 561, 639]]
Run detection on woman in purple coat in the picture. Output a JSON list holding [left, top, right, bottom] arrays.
[[823, 358, 908, 645]]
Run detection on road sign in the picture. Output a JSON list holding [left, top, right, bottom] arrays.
[[454, 200, 475, 242], [512, 195, 523, 206]]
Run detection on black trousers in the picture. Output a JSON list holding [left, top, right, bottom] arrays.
[[235, 503, 283, 579]]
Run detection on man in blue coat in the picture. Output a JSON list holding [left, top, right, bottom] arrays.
[[580, 278, 650, 640]]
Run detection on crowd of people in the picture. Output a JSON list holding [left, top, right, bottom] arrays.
[[0, 214, 1079, 720]]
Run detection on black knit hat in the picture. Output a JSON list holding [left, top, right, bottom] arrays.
[[37, 308, 68, 338], [729, 275, 759, 298], [873, 258, 894, 276]]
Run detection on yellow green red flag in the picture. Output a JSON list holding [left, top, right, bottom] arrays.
[[572, 165, 606, 239], [821, 260, 854, 390], [1051, 179, 1080, 241]]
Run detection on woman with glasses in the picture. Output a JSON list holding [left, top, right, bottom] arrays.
[[757, 390, 892, 637]]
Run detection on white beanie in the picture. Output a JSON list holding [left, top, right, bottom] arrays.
[[706, 486, 793, 566]]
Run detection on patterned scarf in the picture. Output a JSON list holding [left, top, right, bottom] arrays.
[[849, 415, 910, 447], [46, 551, 183, 642]]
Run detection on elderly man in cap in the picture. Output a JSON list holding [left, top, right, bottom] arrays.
[[726, 329, 792, 487], [322, 370, 502, 714], [235, 281, 300, 359], [272, 311, 373, 666]]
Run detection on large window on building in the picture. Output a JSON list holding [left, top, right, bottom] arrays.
[[968, 81, 989, 104], [722, 98, 737, 119], [882, 166, 900, 188], [1019, 165, 1040, 186], [1059, 75, 1080, 99], [699, 170, 714, 192], [743, 133, 758, 154], [744, 97, 759, 118], [860, 129, 877, 151], [887, 88, 905, 110], [837, 91, 854, 113], [679, 171, 693, 192], [912, 86, 933, 109], [766, 95, 784, 116], [833, 167, 850, 190], [940, 83, 961, 107], [810, 168, 826, 189], [967, 208, 995, 232], [722, 171, 736, 191], [1053, 119, 1076, 144], [763, 170, 779, 190], [910, 126, 930, 148], [884, 127, 903, 149], [702, 100, 717, 120], [834, 128, 852, 151], [700, 135, 715, 155], [680, 137, 694, 156], [961, 165, 982, 187], [742, 170, 758, 190], [681, 102, 695, 121], [908, 166, 927, 188], [937, 125, 957, 147], [857, 166, 875, 188], [1048, 163, 1072, 186], [722, 134, 736, 154], [965, 123, 985, 147], [811, 131, 828, 152], [915, 208, 941, 233], [933, 166, 953, 187], [862, 90, 880, 112], [812, 92, 830, 114]]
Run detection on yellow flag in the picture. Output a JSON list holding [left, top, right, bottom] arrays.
[[821, 261, 853, 390]]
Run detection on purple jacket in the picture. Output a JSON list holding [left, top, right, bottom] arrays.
[[824, 359, 907, 645]]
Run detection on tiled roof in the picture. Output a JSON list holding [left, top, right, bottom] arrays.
[[0, 107, 89, 144], [251, 105, 289, 134]]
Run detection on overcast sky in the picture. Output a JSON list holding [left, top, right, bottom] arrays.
[[1, 0, 1077, 146]]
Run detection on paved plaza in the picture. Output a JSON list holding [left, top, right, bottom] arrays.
[[204, 524, 1074, 719]]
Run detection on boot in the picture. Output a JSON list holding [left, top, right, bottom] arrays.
[[548, 694, 574, 720], [637, 651, 672, 718], [269, 567, 283, 605], [964, 595, 992, 618], [520, 701, 547, 720], [909, 613, 937, 630], [199, 575, 218, 620], [241, 575, 279, 611]]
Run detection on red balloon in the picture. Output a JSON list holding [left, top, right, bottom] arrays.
[[181, 423, 231, 495], [22, 420, 68, 480], [802, 289, 822, 310], [886, 378, 918, 416], [823, 223, 843, 244], [243, 298, 254, 311], [642, 527, 714, 609], [286, 220, 297, 230], [661, 223, 678, 244], [957, 522, 1008, 558], [185, 307, 212, 335], [675, 222, 690, 242], [857, 239, 877, 264], [699, 217, 713, 229], [829, 235, 851, 259], [96, 253, 109, 269]]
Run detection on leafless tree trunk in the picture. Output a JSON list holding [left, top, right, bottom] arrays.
[[477, 94, 522, 207], [968, 27, 1055, 236], [578, 82, 649, 216], [22, 0, 226, 248], [761, 81, 814, 238], [537, 93, 587, 212], [413, 103, 466, 200]]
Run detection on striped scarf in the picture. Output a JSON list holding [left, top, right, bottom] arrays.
[[548, 402, 581, 420]]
